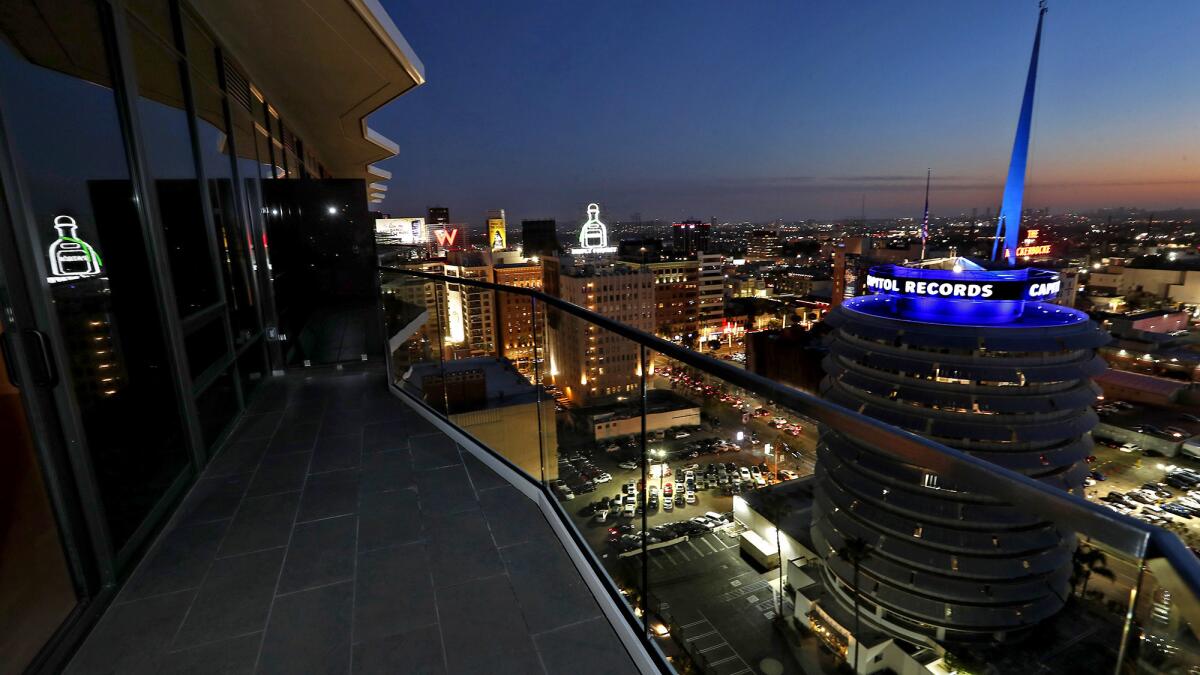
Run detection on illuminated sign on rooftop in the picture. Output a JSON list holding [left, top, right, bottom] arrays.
[[859, 262, 1062, 323], [570, 203, 617, 255]]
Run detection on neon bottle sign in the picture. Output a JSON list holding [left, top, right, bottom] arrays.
[[48, 215, 102, 283], [570, 203, 617, 254]]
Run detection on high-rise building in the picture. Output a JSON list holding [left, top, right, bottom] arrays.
[[427, 206, 450, 224], [444, 251, 496, 358], [810, 258, 1107, 644], [672, 220, 710, 256], [493, 255, 543, 373], [746, 229, 781, 262], [698, 252, 725, 341], [544, 261, 653, 405], [521, 219, 559, 257], [617, 257, 700, 345]]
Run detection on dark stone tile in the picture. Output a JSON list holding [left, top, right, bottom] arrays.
[[232, 412, 282, 441], [436, 576, 542, 675], [279, 402, 326, 426], [424, 508, 503, 588], [352, 624, 445, 675], [415, 465, 477, 515], [533, 617, 636, 675], [319, 408, 367, 438], [357, 489, 422, 552], [359, 450, 413, 494], [219, 491, 301, 558], [246, 452, 311, 497], [175, 474, 250, 527], [362, 420, 408, 453], [278, 515, 356, 594], [66, 590, 194, 675], [478, 485, 555, 548], [353, 542, 436, 644], [310, 434, 364, 474], [206, 438, 269, 478], [409, 433, 461, 471], [173, 548, 285, 649], [259, 581, 353, 675], [119, 520, 227, 602], [461, 452, 508, 492], [150, 632, 261, 674], [298, 469, 361, 523], [266, 422, 321, 456], [501, 540, 600, 633]]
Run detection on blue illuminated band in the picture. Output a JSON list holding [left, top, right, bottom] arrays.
[[860, 264, 1061, 324]]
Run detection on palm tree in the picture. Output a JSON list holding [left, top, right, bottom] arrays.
[[836, 537, 872, 674], [1071, 544, 1115, 599], [754, 489, 793, 618]]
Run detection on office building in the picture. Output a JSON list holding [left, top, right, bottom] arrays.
[[427, 205, 450, 224], [617, 257, 700, 345], [493, 254, 544, 373], [444, 251, 496, 358], [672, 220, 710, 256], [544, 261, 653, 405], [520, 218, 559, 257], [746, 229, 782, 262], [698, 252, 726, 340]]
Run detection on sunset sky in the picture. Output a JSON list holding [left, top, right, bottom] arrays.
[[373, 0, 1200, 225]]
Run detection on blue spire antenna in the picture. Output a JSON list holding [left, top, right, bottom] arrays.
[[995, 1, 1047, 265]]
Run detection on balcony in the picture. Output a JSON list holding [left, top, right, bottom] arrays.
[[65, 267, 1200, 675], [66, 365, 639, 674]]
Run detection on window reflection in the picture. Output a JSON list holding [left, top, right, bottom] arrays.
[[0, 1, 190, 551]]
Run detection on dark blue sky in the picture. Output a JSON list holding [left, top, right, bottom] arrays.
[[373, 0, 1200, 226]]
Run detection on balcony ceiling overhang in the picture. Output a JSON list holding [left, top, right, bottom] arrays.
[[193, 0, 424, 184]]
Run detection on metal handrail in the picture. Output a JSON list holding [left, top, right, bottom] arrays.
[[379, 264, 1200, 600]]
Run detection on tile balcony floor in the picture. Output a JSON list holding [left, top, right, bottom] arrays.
[[67, 365, 637, 675]]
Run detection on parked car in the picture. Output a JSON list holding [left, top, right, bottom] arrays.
[[1120, 443, 1141, 453]]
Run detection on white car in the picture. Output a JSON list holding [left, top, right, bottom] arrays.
[[674, 431, 690, 439], [1119, 443, 1141, 453], [705, 511, 726, 524], [739, 467, 752, 482], [623, 503, 636, 517], [685, 491, 697, 504], [593, 473, 612, 484], [663, 497, 673, 511], [618, 461, 638, 470], [684, 470, 695, 483], [594, 508, 609, 522]]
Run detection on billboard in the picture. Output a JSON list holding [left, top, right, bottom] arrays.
[[487, 217, 506, 251], [375, 217, 427, 245]]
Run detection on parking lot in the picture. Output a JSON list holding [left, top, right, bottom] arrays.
[[1086, 439, 1200, 553]]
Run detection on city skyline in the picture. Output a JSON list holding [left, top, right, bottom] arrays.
[[375, 0, 1200, 223]]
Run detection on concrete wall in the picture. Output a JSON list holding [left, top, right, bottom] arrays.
[[1093, 424, 1181, 457]]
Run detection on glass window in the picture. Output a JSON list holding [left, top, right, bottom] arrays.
[[194, 366, 239, 449], [192, 73, 260, 346], [184, 315, 228, 379], [127, 17, 219, 317], [0, 0, 191, 551]]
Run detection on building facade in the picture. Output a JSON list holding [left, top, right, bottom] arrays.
[[521, 218, 559, 258], [746, 229, 781, 262], [672, 220, 710, 256], [698, 252, 726, 340], [812, 260, 1108, 644], [544, 262, 654, 406], [493, 258, 544, 373]]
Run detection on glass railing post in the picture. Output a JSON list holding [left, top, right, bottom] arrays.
[[639, 343, 650, 644], [531, 295, 546, 485], [432, 278, 449, 415]]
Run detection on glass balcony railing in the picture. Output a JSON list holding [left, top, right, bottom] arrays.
[[380, 265, 1200, 675]]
